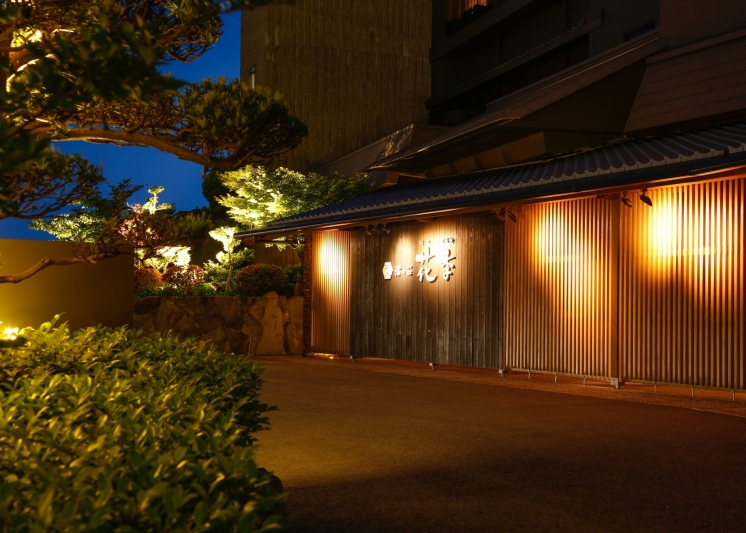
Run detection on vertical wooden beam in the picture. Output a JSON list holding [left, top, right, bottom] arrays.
[[302, 232, 314, 356], [609, 198, 620, 387]]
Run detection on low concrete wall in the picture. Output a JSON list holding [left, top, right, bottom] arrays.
[[0, 239, 133, 331], [134, 292, 303, 356]]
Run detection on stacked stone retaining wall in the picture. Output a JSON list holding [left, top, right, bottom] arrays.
[[133, 292, 303, 356]]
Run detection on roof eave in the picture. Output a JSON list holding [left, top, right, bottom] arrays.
[[236, 153, 746, 240]]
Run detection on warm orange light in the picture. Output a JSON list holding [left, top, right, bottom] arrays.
[[531, 206, 600, 314], [318, 234, 347, 290]]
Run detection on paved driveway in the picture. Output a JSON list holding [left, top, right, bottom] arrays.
[[254, 358, 746, 532]]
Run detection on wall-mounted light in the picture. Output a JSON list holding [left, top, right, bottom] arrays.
[[640, 189, 653, 207], [378, 223, 390, 234], [363, 226, 373, 236], [507, 208, 518, 223], [621, 192, 633, 208]]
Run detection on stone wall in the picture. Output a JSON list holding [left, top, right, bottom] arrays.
[[133, 292, 303, 356]]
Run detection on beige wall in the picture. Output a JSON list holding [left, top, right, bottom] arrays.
[[0, 239, 133, 331], [241, 0, 432, 173]]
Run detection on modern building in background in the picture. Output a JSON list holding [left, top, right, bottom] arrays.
[[241, 0, 432, 174], [239, 0, 746, 391]]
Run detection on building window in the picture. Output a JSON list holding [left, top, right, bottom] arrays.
[[445, 0, 495, 37]]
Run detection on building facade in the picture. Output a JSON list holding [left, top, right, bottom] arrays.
[[239, 1, 746, 391]]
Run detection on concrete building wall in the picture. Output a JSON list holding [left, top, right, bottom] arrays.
[[0, 239, 133, 331], [241, 1, 432, 174]]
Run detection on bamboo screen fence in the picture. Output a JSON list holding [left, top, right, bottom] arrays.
[[620, 177, 745, 389], [310, 230, 352, 355], [504, 198, 616, 378]]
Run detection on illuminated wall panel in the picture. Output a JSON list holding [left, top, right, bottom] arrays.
[[310, 230, 352, 354], [349, 213, 504, 368], [504, 199, 615, 378], [620, 178, 746, 389]]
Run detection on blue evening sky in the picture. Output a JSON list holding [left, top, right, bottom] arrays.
[[0, 12, 242, 240]]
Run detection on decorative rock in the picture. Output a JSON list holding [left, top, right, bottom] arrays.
[[154, 299, 182, 331], [133, 295, 303, 356], [175, 310, 200, 338], [286, 297, 303, 327], [241, 313, 263, 355], [249, 296, 268, 322], [256, 292, 286, 356], [198, 307, 225, 332], [284, 322, 303, 355], [133, 313, 154, 335], [134, 297, 159, 315], [215, 297, 240, 324], [202, 327, 234, 353]]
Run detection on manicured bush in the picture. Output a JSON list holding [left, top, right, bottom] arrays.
[[162, 264, 205, 294], [134, 267, 163, 293], [235, 264, 289, 297], [0, 320, 287, 531], [282, 264, 303, 285]]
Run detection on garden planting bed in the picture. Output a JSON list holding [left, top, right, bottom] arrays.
[[134, 292, 303, 356]]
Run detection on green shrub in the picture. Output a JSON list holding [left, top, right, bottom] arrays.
[[0, 320, 287, 531], [282, 265, 303, 285], [134, 267, 163, 293], [162, 264, 205, 294], [235, 265, 289, 297]]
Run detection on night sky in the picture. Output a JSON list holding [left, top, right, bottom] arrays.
[[0, 12, 242, 241]]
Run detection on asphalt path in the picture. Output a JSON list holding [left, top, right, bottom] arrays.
[[254, 358, 746, 532]]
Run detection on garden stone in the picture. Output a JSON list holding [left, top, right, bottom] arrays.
[[256, 292, 286, 356], [286, 297, 303, 327], [198, 307, 225, 333], [215, 297, 240, 323], [202, 327, 233, 353], [133, 313, 154, 335], [284, 322, 303, 355], [134, 296, 159, 315], [241, 312, 263, 354], [175, 310, 200, 338], [249, 296, 268, 322], [155, 299, 182, 331]]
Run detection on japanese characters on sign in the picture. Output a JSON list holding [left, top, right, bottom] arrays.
[[383, 237, 456, 283]]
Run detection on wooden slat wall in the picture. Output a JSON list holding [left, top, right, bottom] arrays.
[[348, 213, 504, 368], [310, 230, 351, 354], [504, 199, 614, 378], [620, 178, 746, 389]]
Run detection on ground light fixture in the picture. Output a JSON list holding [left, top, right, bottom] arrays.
[[621, 191, 633, 208], [640, 189, 653, 207], [506, 208, 518, 222]]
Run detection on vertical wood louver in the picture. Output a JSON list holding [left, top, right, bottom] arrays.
[[620, 177, 746, 389], [310, 230, 352, 355], [504, 198, 615, 378]]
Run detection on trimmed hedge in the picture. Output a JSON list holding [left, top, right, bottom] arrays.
[[134, 267, 163, 293], [235, 265, 289, 297], [162, 264, 205, 295], [0, 320, 287, 531]]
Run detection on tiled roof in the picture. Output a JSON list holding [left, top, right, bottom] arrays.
[[262, 122, 746, 229]]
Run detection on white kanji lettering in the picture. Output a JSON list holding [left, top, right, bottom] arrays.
[[417, 266, 437, 283], [405, 264, 414, 276], [415, 246, 435, 264], [393, 265, 402, 277], [439, 249, 456, 281]]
